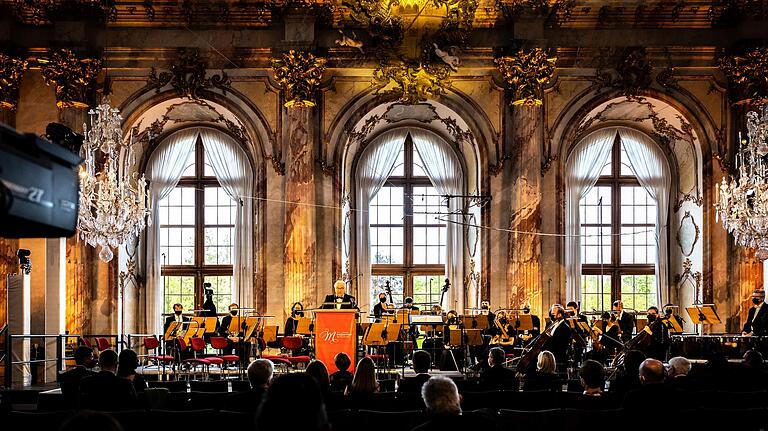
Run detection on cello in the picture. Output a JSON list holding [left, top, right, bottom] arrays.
[[516, 318, 564, 374]]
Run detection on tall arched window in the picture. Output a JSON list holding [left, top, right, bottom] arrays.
[[369, 135, 447, 307]]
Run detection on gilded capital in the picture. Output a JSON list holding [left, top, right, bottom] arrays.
[[39, 49, 101, 109], [0, 54, 28, 111], [271, 50, 327, 108], [719, 47, 768, 106], [495, 48, 557, 107]]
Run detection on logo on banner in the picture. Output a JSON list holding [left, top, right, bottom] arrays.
[[319, 330, 352, 344]]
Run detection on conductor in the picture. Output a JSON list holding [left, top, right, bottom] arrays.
[[322, 280, 356, 309]]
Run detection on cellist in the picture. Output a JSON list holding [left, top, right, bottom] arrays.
[[541, 304, 572, 365]]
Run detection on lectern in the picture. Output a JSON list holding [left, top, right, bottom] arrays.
[[313, 309, 357, 374]]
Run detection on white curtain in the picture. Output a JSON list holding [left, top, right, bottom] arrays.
[[565, 128, 617, 302], [199, 128, 255, 309], [354, 129, 407, 313], [617, 128, 671, 307], [145, 128, 198, 334], [410, 129, 465, 311]]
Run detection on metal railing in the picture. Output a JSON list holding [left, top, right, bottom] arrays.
[[3, 333, 80, 389]]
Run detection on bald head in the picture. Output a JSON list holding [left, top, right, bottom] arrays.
[[639, 358, 665, 384]]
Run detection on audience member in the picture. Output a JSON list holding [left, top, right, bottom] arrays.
[[523, 350, 559, 391], [739, 349, 768, 390], [622, 358, 681, 411], [226, 359, 273, 412], [611, 350, 645, 395], [307, 359, 331, 395], [666, 356, 695, 391], [398, 350, 432, 393], [348, 356, 379, 396], [58, 411, 123, 431], [330, 352, 354, 392], [79, 349, 137, 411], [580, 359, 604, 396], [116, 349, 147, 392], [256, 373, 329, 431], [412, 376, 462, 431], [479, 347, 517, 390], [60, 346, 97, 402]]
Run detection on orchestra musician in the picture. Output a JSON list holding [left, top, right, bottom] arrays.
[[479, 300, 495, 328], [613, 300, 636, 342], [401, 297, 420, 343], [402, 296, 419, 311], [644, 306, 668, 360], [373, 292, 394, 321], [742, 289, 768, 336], [219, 303, 245, 338], [284, 302, 304, 336], [322, 280, 356, 309], [164, 303, 189, 334], [523, 305, 541, 339], [541, 304, 572, 365], [566, 301, 588, 323]]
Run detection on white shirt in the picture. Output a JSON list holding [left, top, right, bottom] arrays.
[[335, 297, 343, 310], [753, 302, 764, 323]]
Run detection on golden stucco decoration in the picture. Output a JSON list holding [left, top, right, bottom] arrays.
[[271, 50, 327, 108], [372, 63, 451, 104], [495, 48, 557, 106], [0, 53, 28, 110], [719, 47, 768, 106], [39, 49, 101, 109]]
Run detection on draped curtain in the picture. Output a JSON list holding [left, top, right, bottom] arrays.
[[410, 129, 465, 311], [617, 128, 672, 307], [354, 129, 407, 312], [145, 129, 198, 334], [198, 128, 255, 309], [564, 128, 617, 302]]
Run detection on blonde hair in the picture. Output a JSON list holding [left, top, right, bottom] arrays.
[[537, 350, 556, 374]]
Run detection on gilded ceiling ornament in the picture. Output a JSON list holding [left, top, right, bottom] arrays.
[[271, 50, 327, 108], [615, 47, 652, 97], [10, 0, 114, 25], [495, 48, 557, 106], [39, 49, 101, 109], [0, 53, 28, 111], [145, 48, 231, 100], [371, 63, 451, 105], [498, 0, 575, 24], [719, 47, 768, 106]]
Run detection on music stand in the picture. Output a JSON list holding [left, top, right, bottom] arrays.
[[462, 315, 489, 331], [512, 314, 534, 332], [363, 322, 388, 346], [463, 329, 484, 346], [296, 317, 314, 335], [662, 316, 684, 334], [164, 321, 182, 341], [686, 304, 721, 325], [576, 321, 592, 333], [262, 325, 278, 343], [191, 317, 219, 334]]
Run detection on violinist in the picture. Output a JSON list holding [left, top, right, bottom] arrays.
[[541, 304, 572, 365], [373, 292, 394, 322], [613, 300, 636, 343]]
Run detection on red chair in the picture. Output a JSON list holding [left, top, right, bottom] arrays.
[[281, 336, 311, 367], [143, 336, 174, 365], [95, 337, 111, 351], [177, 337, 212, 379], [210, 336, 241, 368], [190, 337, 224, 366]]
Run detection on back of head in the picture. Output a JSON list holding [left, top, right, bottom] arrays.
[[412, 350, 431, 373], [639, 358, 665, 384], [667, 356, 691, 377], [59, 411, 123, 431], [743, 350, 764, 369], [624, 350, 646, 375], [351, 357, 377, 394], [117, 349, 139, 377], [98, 349, 118, 371], [256, 373, 328, 431], [306, 360, 330, 387], [248, 359, 274, 389], [334, 352, 351, 372], [579, 360, 604, 390], [74, 346, 94, 366], [536, 350, 556, 374], [489, 347, 505, 367], [421, 376, 461, 416]]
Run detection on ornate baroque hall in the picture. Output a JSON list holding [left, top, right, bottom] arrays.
[[1, 0, 768, 429]]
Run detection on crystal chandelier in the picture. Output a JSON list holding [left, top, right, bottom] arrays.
[[77, 103, 151, 262], [715, 104, 768, 260]]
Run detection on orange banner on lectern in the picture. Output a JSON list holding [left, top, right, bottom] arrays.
[[314, 310, 357, 374]]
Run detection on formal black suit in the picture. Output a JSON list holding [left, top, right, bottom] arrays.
[[79, 371, 137, 411], [616, 310, 636, 342], [479, 365, 518, 390], [397, 373, 431, 393], [542, 319, 572, 364], [322, 293, 355, 309], [330, 370, 354, 392], [219, 314, 246, 337], [59, 366, 97, 407], [373, 301, 394, 320], [743, 303, 768, 336], [163, 314, 190, 334]]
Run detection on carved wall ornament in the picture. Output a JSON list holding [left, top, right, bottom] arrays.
[[372, 63, 451, 105], [718, 47, 768, 106], [0, 53, 28, 110], [674, 192, 703, 212], [677, 211, 700, 257], [495, 48, 557, 106], [271, 50, 327, 109], [39, 49, 101, 109], [614, 47, 652, 97], [9, 0, 114, 25], [265, 153, 286, 176], [674, 257, 702, 291], [656, 66, 682, 92], [498, 0, 576, 25], [145, 48, 231, 101]]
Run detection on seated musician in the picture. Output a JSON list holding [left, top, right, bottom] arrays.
[[401, 296, 420, 343], [402, 296, 419, 311], [613, 300, 636, 343], [322, 280, 355, 309], [480, 347, 517, 390], [598, 311, 621, 351], [163, 303, 189, 334], [541, 304, 572, 365], [284, 302, 304, 336], [373, 292, 394, 321], [489, 310, 514, 349], [662, 303, 684, 331], [742, 289, 768, 336], [566, 301, 588, 323], [479, 300, 495, 328], [519, 305, 540, 341], [218, 303, 248, 357]]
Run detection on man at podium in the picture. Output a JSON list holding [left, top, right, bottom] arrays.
[[322, 280, 356, 309], [742, 289, 768, 336]]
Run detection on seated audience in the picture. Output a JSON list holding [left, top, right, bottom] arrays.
[[79, 349, 137, 411], [412, 376, 462, 431], [622, 358, 681, 411], [523, 350, 560, 391], [666, 356, 695, 391], [580, 359, 605, 396], [307, 359, 331, 396], [226, 359, 273, 412], [479, 347, 517, 390], [256, 373, 329, 431], [347, 356, 379, 396], [329, 352, 354, 392], [116, 349, 147, 392], [60, 345, 97, 402], [738, 349, 768, 391], [611, 350, 645, 395], [398, 350, 432, 393], [688, 346, 741, 391]]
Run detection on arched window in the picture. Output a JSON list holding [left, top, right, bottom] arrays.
[[566, 127, 670, 312]]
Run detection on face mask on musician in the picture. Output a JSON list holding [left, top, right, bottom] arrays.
[[753, 297, 762, 305], [174, 309, 182, 316], [647, 314, 657, 322], [380, 297, 387, 303], [230, 309, 238, 316]]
